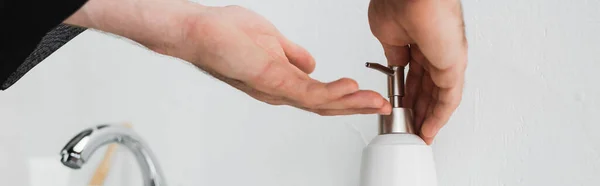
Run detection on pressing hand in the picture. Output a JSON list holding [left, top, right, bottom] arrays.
[[368, 0, 468, 144]]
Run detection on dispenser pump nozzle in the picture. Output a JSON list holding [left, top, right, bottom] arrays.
[[365, 62, 405, 108], [365, 62, 414, 134]]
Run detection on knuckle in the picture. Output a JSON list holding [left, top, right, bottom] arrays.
[[340, 78, 359, 91], [432, 68, 463, 89], [268, 49, 287, 62]]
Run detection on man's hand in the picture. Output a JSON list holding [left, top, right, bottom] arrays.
[[173, 5, 393, 115], [65, 0, 392, 116], [368, 0, 468, 144]]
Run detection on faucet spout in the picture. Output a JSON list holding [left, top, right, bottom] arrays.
[[60, 124, 166, 186]]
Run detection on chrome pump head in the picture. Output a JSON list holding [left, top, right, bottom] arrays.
[[365, 62, 415, 134]]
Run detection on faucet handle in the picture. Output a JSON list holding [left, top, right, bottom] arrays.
[[365, 62, 405, 107]]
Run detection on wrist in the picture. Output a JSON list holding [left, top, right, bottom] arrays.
[[66, 0, 208, 55]]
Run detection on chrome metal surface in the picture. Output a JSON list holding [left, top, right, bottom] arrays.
[[389, 66, 405, 107], [365, 62, 405, 107], [379, 108, 415, 134], [60, 124, 166, 186], [366, 62, 415, 135], [365, 62, 394, 75]]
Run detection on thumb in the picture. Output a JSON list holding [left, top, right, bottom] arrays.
[[382, 43, 411, 66], [279, 38, 316, 74]]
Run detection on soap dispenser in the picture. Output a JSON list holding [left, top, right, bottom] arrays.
[[359, 62, 437, 186]]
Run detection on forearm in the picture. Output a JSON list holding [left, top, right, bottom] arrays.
[[64, 0, 207, 53]]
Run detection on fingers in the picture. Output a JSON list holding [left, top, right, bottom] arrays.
[[400, 0, 467, 144], [428, 61, 467, 90], [245, 34, 388, 116], [410, 47, 464, 144], [297, 79, 391, 114], [382, 43, 410, 66], [289, 77, 360, 106], [315, 90, 391, 112], [239, 72, 391, 115], [420, 82, 463, 144], [413, 72, 434, 134], [248, 66, 390, 115], [279, 37, 316, 74], [403, 52, 425, 108], [410, 44, 464, 144], [422, 86, 439, 144], [323, 78, 361, 99], [249, 60, 385, 112], [305, 108, 387, 116]]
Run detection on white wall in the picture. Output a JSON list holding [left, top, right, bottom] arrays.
[[1, 0, 599, 185]]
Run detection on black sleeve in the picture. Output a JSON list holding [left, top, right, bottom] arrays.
[[1, 0, 88, 90]]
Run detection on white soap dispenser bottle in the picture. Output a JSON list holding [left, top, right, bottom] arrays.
[[359, 62, 437, 186]]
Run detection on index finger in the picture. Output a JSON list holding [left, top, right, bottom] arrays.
[[420, 81, 463, 144]]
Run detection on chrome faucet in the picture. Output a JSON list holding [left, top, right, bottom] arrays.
[[59, 124, 166, 186]]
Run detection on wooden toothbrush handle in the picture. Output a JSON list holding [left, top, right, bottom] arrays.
[[88, 123, 133, 186]]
